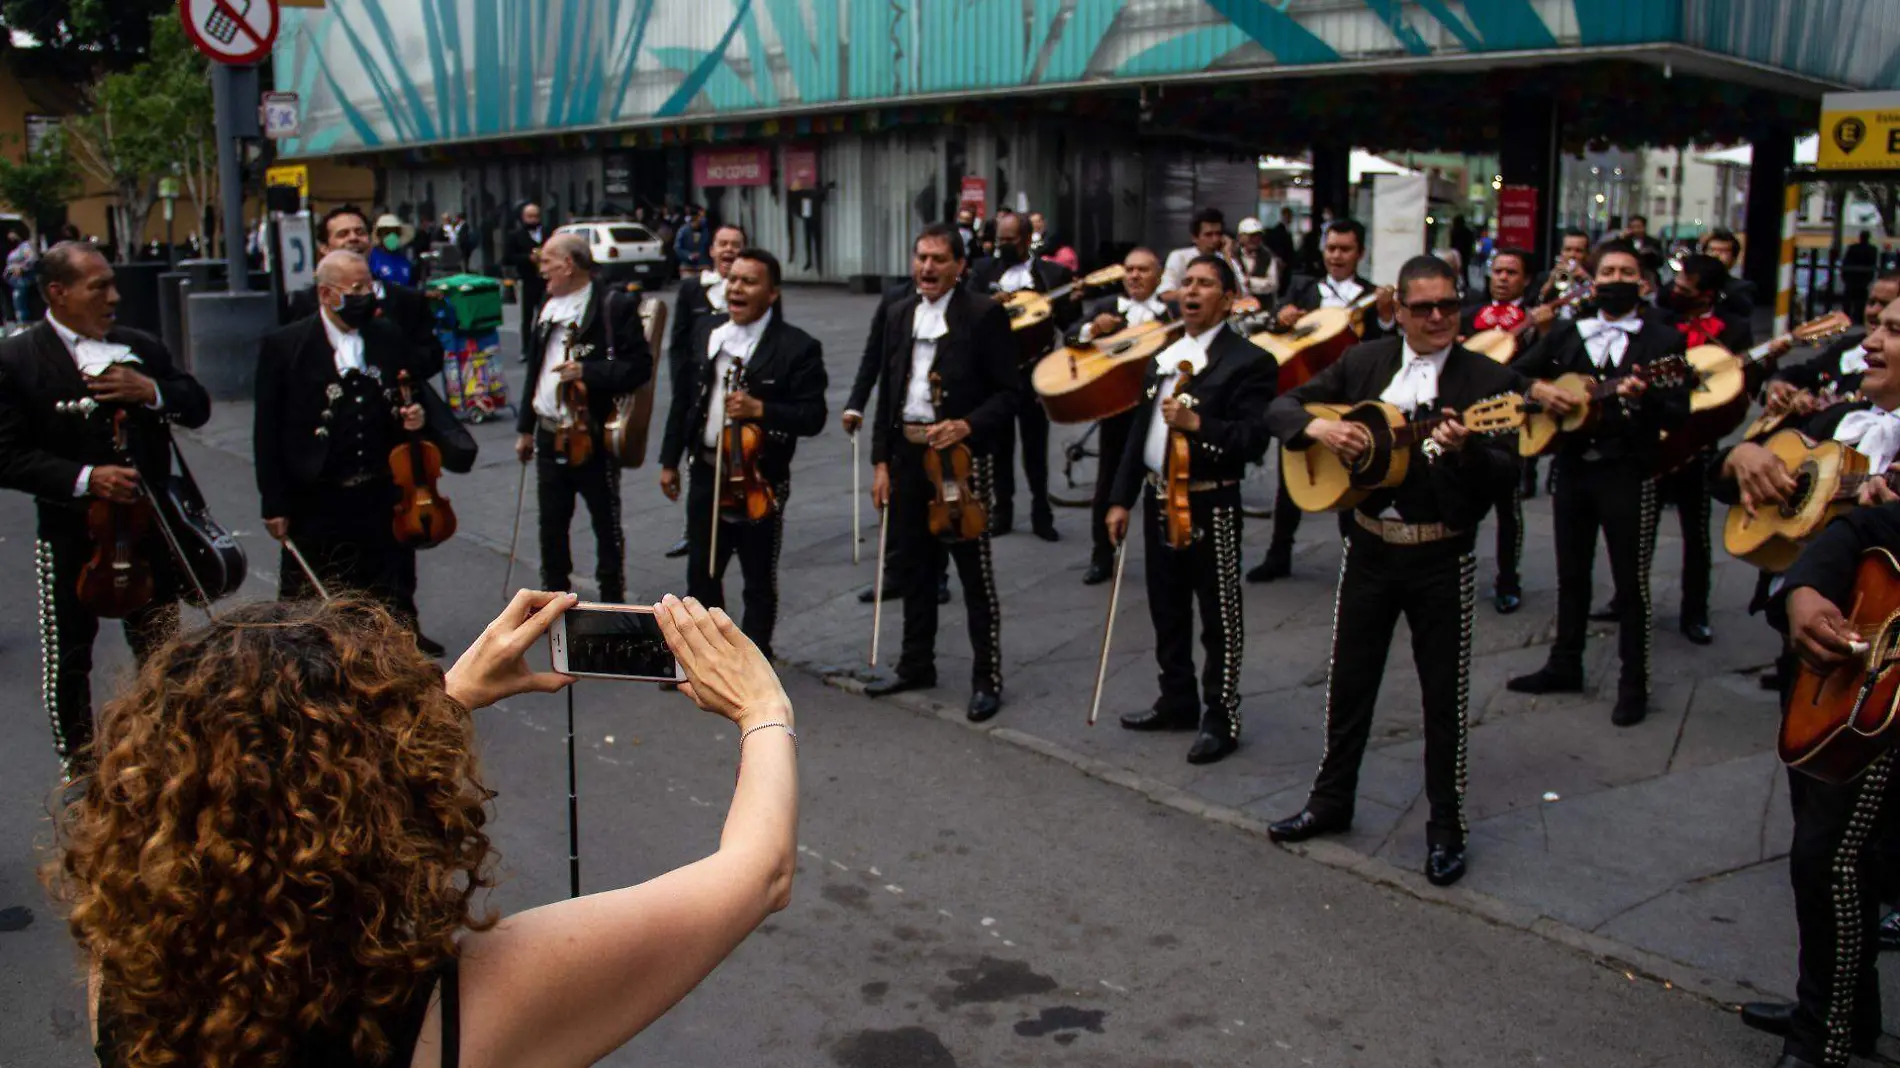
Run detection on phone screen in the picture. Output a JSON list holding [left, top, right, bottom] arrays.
[[559, 606, 679, 681]]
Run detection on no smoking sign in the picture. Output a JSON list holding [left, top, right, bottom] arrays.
[[180, 0, 279, 65]]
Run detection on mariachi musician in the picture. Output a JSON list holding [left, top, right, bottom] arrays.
[[659, 248, 827, 661], [0, 241, 211, 777], [513, 233, 652, 603], [1458, 246, 1552, 615], [256, 251, 428, 612], [1064, 246, 1176, 585], [1251, 218, 1396, 583], [1263, 255, 1527, 887], [866, 223, 1020, 722], [1103, 255, 1274, 766], [964, 210, 1076, 541], [1506, 239, 1691, 728], [1769, 272, 1900, 413], [663, 222, 748, 558]]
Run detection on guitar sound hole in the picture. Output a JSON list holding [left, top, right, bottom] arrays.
[[1782, 468, 1815, 519]]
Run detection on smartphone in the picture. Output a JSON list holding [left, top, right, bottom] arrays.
[[549, 602, 685, 683]]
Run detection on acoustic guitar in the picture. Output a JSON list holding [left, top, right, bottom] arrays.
[[998, 265, 1127, 331], [1282, 394, 1530, 513], [1032, 320, 1186, 425], [1781, 547, 1900, 785], [1721, 430, 1898, 572], [1653, 313, 1854, 475], [1518, 354, 1695, 458], [1248, 290, 1383, 393], [1745, 387, 1862, 443], [1463, 282, 1595, 365]]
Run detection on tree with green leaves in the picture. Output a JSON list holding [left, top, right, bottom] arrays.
[[0, 0, 170, 60], [0, 126, 78, 237]]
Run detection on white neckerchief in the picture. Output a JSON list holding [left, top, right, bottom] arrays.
[[317, 309, 365, 376], [904, 292, 954, 422], [998, 259, 1035, 293], [1143, 323, 1224, 474], [1841, 344, 1871, 376], [700, 269, 729, 311], [1378, 341, 1450, 414], [1836, 405, 1900, 473], [533, 284, 594, 419], [1578, 312, 1642, 369], [1119, 294, 1168, 327], [702, 310, 773, 448], [48, 313, 138, 377], [1319, 275, 1364, 309]]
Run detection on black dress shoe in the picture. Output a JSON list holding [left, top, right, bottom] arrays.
[[1425, 845, 1467, 886], [665, 536, 690, 559], [1680, 619, 1714, 645], [864, 671, 936, 697], [1246, 549, 1292, 584], [1267, 809, 1351, 843], [415, 632, 447, 658], [991, 502, 1015, 536], [1739, 1001, 1792, 1038], [1119, 704, 1199, 732], [967, 691, 1002, 723], [1032, 521, 1060, 542], [1881, 910, 1900, 951], [857, 584, 906, 604], [1493, 590, 1522, 615], [1760, 670, 1784, 691], [1589, 601, 1622, 622], [1612, 691, 1648, 727], [1082, 562, 1112, 585], [1506, 668, 1584, 695], [1186, 730, 1237, 765]]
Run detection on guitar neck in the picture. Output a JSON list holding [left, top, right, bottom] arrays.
[[1839, 470, 1900, 500]]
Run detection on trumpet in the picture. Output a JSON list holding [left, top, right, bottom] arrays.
[[1549, 259, 1587, 296]]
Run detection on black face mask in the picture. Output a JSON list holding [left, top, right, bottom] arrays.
[[997, 243, 1025, 265], [333, 291, 379, 330], [1595, 281, 1641, 317], [1662, 287, 1710, 315]]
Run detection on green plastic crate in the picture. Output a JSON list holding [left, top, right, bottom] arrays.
[[427, 273, 504, 333]]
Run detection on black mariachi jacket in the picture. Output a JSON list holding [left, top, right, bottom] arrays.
[[1776, 330, 1868, 395], [870, 289, 1021, 466], [1459, 294, 1544, 349], [1063, 293, 1179, 346], [661, 311, 829, 484], [1269, 338, 1523, 534], [1510, 307, 1690, 466], [514, 283, 654, 436], [846, 280, 914, 415], [1280, 274, 1390, 343], [286, 280, 444, 377], [964, 255, 1079, 361], [252, 315, 420, 520], [1109, 324, 1276, 509], [0, 322, 211, 533]]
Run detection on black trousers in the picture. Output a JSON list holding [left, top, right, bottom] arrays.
[[1307, 528, 1476, 848], [1090, 410, 1136, 569], [1653, 457, 1713, 624], [1549, 457, 1658, 695], [1784, 753, 1900, 1066], [35, 529, 178, 776], [535, 430, 626, 600], [1269, 465, 1302, 555], [1493, 463, 1524, 592], [279, 483, 404, 610], [993, 397, 1052, 524], [890, 442, 1001, 692], [684, 458, 786, 657], [1140, 482, 1245, 737]]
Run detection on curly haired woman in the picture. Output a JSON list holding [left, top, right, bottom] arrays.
[[52, 591, 798, 1068]]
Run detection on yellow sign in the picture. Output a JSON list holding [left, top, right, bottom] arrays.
[[265, 164, 308, 200], [1818, 91, 1900, 170]]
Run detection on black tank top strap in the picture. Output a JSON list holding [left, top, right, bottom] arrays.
[[439, 955, 461, 1068]]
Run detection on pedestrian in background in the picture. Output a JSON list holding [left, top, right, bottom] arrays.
[[1843, 229, 1880, 318], [370, 214, 415, 287], [676, 206, 711, 274], [504, 202, 548, 359], [5, 230, 36, 324]]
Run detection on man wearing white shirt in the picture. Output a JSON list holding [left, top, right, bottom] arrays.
[[1065, 247, 1175, 583], [1158, 207, 1240, 303], [1261, 255, 1526, 887], [664, 223, 749, 558], [1506, 240, 1692, 727], [657, 249, 827, 659], [0, 241, 211, 777], [1103, 256, 1274, 767]]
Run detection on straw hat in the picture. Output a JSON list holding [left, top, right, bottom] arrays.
[[373, 213, 416, 247]]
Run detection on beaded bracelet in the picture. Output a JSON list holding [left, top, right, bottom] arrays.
[[740, 721, 797, 749]]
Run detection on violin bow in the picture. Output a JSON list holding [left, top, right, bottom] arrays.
[[708, 364, 731, 579], [501, 458, 528, 603], [1087, 536, 1129, 726], [869, 500, 889, 667], [281, 536, 332, 603]]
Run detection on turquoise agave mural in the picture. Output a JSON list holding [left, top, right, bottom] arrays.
[[272, 0, 1880, 157]]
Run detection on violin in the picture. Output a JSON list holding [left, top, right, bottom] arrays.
[[1163, 360, 1196, 550], [553, 322, 594, 465], [389, 370, 457, 549], [717, 361, 777, 523], [76, 407, 157, 619], [922, 372, 988, 542]]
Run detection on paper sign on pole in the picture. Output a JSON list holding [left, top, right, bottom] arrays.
[[277, 212, 315, 295], [1369, 173, 1428, 288]]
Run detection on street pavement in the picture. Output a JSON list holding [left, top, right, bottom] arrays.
[[0, 282, 1880, 1066]]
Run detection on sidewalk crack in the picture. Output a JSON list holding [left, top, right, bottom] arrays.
[[1663, 679, 1696, 774]]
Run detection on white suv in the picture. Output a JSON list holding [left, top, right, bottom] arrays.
[[557, 220, 668, 288]]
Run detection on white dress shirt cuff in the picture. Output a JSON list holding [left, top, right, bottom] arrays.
[[148, 384, 163, 411], [73, 465, 91, 498]]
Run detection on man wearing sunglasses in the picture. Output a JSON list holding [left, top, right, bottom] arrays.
[[1261, 255, 1524, 888]]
